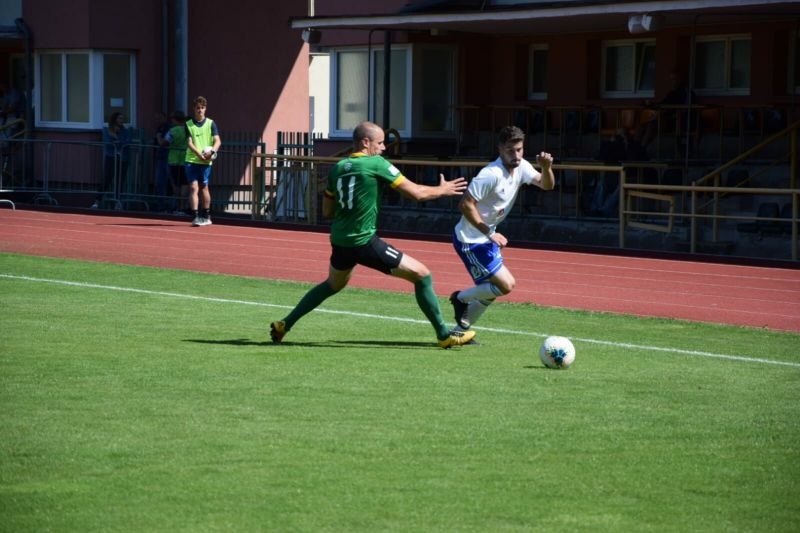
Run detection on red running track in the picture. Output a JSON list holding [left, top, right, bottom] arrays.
[[2, 209, 799, 332]]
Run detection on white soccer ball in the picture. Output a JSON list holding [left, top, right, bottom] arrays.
[[539, 336, 576, 369], [203, 147, 217, 160]]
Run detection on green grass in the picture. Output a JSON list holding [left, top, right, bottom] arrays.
[[1, 252, 799, 532]]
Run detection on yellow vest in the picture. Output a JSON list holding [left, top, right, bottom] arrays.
[[185, 118, 215, 165]]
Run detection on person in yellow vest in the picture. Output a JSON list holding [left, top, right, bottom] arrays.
[[185, 96, 221, 226], [163, 110, 188, 214]]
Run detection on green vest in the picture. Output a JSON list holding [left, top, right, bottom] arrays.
[[185, 118, 215, 165], [167, 125, 188, 166]]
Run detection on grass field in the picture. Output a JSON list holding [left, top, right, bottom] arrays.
[[1, 252, 799, 532]]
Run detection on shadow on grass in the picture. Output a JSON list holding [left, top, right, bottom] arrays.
[[185, 338, 434, 349], [523, 365, 554, 371]]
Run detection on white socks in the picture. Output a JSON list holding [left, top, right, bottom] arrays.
[[456, 282, 502, 303]]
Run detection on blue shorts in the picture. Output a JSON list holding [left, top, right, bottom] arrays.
[[452, 233, 504, 284], [185, 163, 212, 185]]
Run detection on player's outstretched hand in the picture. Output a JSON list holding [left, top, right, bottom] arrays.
[[439, 174, 468, 196]]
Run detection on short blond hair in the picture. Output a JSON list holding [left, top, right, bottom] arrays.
[[353, 121, 381, 145]]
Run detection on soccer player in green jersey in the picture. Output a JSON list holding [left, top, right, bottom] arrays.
[[270, 121, 476, 348]]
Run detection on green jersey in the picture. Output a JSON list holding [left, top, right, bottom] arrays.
[[325, 152, 405, 247]]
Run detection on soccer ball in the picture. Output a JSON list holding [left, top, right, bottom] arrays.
[[203, 147, 217, 160], [539, 336, 576, 369]]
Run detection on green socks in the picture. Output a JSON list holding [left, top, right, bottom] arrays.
[[414, 274, 450, 340], [284, 281, 339, 330], [284, 275, 449, 340]]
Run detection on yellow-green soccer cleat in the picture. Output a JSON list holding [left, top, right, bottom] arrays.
[[270, 320, 287, 343], [438, 329, 476, 349]]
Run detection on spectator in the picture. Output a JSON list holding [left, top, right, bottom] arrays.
[[588, 127, 648, 217], [153, 111, 171, 211], [0, 81, 26, 143], [636, 70, 696, 151], [164, 110, 188, 214], [93, 112, 132, 209], [184, 96, 221, 226], [0, 81, 25, 122]]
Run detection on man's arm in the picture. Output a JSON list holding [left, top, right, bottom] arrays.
[[395, 173, 467, 202], [156, 130, 169, 147], [534, 152, 555, 191], [459, 192, 508, 247], [186, 135, 202, 158], [322, 192, 336, 219]]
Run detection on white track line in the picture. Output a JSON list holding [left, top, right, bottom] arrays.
[[2, 273, 799, 368]]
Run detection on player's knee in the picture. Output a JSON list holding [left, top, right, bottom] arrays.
[[497, 282, 514, 295], [399, 256, 430, 280], [496, 278, 515, 295], [416, 265, 431, 279]]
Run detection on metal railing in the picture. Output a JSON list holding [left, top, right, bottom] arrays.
[[1, 134, 265, 213], [620, 119, 799, 260], [2, 128, 796, 262], [248, 150, 796, 261]]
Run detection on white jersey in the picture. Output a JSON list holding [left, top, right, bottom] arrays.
[[454, 157, 541, 243]]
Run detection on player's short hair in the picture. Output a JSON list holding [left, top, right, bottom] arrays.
[[193, 96, 208, 108], [353, 121, 380, 145], [498, 125, 525, 145]]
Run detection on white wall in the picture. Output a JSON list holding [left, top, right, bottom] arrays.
[[309, 52, 329, 138]]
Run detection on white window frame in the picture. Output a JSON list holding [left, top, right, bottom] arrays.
[[35, 50, 137, 129], [693, 34, 751, 96], [600, 39, 656, 98], [527, 44, 548, 100], [329, 45, 412, 139]]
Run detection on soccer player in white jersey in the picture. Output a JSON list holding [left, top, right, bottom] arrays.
[[449, 125, 555, 337]]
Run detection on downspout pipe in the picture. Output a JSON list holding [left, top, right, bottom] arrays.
[[14, 17, 34, 180], [161, 0, 169, 113], [173, 0, 188, 112]]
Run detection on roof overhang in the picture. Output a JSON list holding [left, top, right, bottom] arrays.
[[0, 25, 23, 40], [290, 0, 800, 36]]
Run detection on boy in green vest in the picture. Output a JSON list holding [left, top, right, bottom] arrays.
[[185, 96, 221, 226], [164, 110, 188, 214]]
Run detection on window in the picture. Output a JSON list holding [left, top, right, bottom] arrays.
[[693, 35, 750, 95], [528, 44, 548, 100], [601, 39, 655, 98], [331, 47, 410, 138], [334, 50, 369, 133], [373, 48, 409, 133], [415, 46, 455, 134], [36, 50, 136, 129], [330, 45, 455, 139]]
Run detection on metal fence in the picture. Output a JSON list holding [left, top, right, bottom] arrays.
[[2, 130, 797, 262], [0, 133, 265, 213]]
